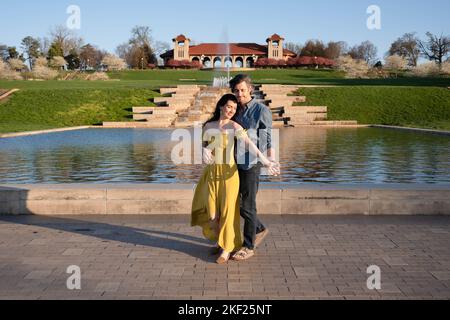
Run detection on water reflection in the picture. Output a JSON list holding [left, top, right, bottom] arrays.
[[0, 127, 448, 184]]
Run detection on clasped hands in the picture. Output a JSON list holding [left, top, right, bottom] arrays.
[[202, 148, 280, 176]]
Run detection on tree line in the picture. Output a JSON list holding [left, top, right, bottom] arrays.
[[0, 25, 169, 71], [284, 31, 449, 67]]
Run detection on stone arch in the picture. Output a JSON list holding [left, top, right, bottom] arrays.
[[224, 56, 232, 68], [213, 57, 222, 68], [235, 57, 244, 68], [246, 57, 255, 68], [203, 57, 212, 68]]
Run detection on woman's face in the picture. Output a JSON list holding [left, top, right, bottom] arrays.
[[221, 101, 238, 120]]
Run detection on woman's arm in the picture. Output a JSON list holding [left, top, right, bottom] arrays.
[[233, 123, 271, 167]]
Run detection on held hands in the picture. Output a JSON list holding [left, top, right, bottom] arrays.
[[202, 148, 214, 165], [263, 159, 281, 177]]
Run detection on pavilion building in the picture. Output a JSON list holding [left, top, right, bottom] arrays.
[[160, 34, 296, 69]]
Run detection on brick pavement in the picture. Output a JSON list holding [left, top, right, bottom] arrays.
[[0, 215, 449, 300]]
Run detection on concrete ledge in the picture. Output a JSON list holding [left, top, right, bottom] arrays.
[[370, 125, 450, 136], [0, 126, 92, 139], [0, 184, 449, 216], [0, 88, 20, 101]]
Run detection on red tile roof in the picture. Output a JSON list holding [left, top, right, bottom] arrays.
[[267, 34, 285, 42], [160, 43, 296, 58], [173, 34, 188, 42], [189, 43, 267, 55]]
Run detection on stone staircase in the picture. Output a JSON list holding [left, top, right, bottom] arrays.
[[259, 84, 358, 127], [174, 87, 230, 128], [103, 84, 358, 129]]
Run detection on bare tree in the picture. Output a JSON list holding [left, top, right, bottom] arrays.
[[153, 41, 171, 65], [418, 32, 450, 66], [80, 44, 104, 69], [348, 41, 378, 65], [283, 42, 303, 55], [324, 41, 348, 59], [130, 26, 153, 47], [300, 40, 326, 57], [49, 25, 84, 56], [116, 26, 158, 68], [39, 37, 51, 57], [389, 33, 420, 67]]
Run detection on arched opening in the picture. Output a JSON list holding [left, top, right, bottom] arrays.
[[213, 57, 222, 68], [246, 57, 255, 68], [235, 57, 244, 68], [203, 57, 212, 68], [224, 56, 232, 68], [192, 57, 200, 63]]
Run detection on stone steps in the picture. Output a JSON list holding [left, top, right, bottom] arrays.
[[0, 88, 20, 101], [153, 97, 195, 104], [310, 121, 359, 126], [132, 107, 177, 115], [103, 121, 174, 128], [284, 106, 328, 114], [105, 85, 358, 129], [133, 114, 178, 121], [160, 85, 203, 95]]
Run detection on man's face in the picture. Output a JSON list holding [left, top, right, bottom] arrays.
[[233, 81, 252, 106]]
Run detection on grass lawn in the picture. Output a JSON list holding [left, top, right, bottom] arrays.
[[107, 69, 450, 87], [0, 69, 449, 134], [296, 86, 450, 131], [0, 88, 157, 133]]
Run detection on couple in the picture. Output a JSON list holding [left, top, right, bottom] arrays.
[[191, 74, 280, 264]]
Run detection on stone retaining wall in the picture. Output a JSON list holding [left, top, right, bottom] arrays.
[[1, 184, 449, 216]]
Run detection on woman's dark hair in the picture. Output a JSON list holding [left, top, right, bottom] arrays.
[[203, 94, 240, 128]]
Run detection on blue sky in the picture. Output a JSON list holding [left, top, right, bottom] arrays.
[[1, 0, 449, 59]]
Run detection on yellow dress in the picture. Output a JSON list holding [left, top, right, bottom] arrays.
[[191, 129, 247, 253]]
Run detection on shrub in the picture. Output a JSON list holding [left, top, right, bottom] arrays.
[[336, 55, 369, 78], [8, 58, 27, 71], [31, 65, 58, 80], [0, 60, 23, 80], [166, 59, 201, 69], [411, 62, 440, 77], [86, 72, 110, 81], [296, 56, 315, 66], [101, 54, 127, 71], [49, 56, 67, 69], [441, 62, 450, 76], [255, 58, 268, 68], [34, 57, 49, 67]]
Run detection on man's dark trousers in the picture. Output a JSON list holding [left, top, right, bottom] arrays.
[[239, 164, 266, 250]]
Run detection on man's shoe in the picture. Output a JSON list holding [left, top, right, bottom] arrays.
[[231, 247, 255, 261], [255, 228, 269, 248]]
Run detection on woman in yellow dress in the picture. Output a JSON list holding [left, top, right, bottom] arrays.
[[191, 94, 277, 264]]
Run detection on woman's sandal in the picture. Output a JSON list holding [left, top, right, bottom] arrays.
[[216, 252, 230, 265]]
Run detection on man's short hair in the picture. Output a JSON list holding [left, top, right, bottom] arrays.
[[229, 74, 254, 92]]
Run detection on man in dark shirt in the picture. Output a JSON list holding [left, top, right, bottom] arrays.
[[230, 74, 279, 261]]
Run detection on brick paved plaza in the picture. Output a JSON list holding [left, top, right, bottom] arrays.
[[0, 215, 449, 300]]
